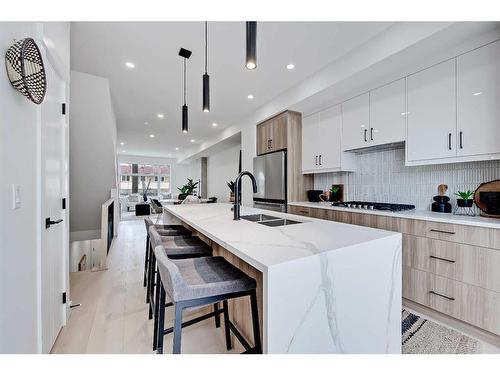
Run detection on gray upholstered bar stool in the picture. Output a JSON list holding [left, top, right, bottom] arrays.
[[148, 226, 214, 350], [154, 244, 262, 354], [143, 217, 191, 289]]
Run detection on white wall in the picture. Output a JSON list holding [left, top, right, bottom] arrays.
[[0, 22, 70, 354], [207, 144, 241, 202], [70, 71, 117, 240]]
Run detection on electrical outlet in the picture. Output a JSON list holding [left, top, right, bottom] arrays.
[[12, 184, 21, 209]]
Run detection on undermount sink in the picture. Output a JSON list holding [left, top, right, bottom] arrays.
[[258, 219, 302, 227], [241, 214, 279, 222]]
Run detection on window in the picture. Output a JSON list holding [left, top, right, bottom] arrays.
[[119, 163, 171, 197]]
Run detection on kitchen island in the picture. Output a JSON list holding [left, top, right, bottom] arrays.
[[163, 203, 402, 354]]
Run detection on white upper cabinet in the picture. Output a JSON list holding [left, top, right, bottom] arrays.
[[457, 40, 500, 157], [369, 78, 406, 147], [301, 112, 319, 172], [406, 59, 457, 163], [342, 93, 370, 151], [318, 105, 342, 170], [302, 105, 356, 174]]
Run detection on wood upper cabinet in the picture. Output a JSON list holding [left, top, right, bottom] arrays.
[[341, 93, 370, 151], [406, 59, 457, 163], [457, 39, 500, 157], [256, 113, 287, 155], [369, 78, 406, 147]]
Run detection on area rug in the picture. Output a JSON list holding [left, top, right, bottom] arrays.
[[402, 309, 478, 354]]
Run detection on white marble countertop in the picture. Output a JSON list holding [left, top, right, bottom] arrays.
[[163, 203, 400, 272], [289, 201, 500, 229]]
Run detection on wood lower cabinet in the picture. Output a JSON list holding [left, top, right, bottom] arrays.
[[288, 204, 500, 336]]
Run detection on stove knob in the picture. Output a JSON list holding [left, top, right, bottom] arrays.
[[362, 205, 368, 209], [368, 205, 374, 210]]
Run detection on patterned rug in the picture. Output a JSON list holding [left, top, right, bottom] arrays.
[[402, 309, 478, 354]]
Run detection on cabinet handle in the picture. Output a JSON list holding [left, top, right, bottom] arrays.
[[429, 290, 455, 301], [315, 155, 318, 166], [459, 131, 463, 149], [448, 133, 452, 150], [370, 127, 373, 141], [270, 139, 273, 149], [364, 129, 367, 142], [319, 155, 322, 165], [429, 229, 456, 235], [429, 255, 456, 263]]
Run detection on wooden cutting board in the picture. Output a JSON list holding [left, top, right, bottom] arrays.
[[474, 180, 500, 218]]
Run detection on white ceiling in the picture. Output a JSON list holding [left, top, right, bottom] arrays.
[[70, 22, 394, 158]]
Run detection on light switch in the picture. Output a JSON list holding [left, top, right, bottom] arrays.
[[12, 184, 21, 209]]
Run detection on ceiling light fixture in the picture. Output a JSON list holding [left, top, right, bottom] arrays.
[[179, 48, 192, 133], [246, 21, 257, 70], [125, 62, 135, 69], [175, 147, 179, 150], [120, 142, 125, 146], [190, 139, 195, 143], [202, 22, 210, 113], [212, 122, 217, 127], [473, 92, 482, 96], [286, 63, 295, 70], [247, 94, 254, 100], [144, 121, 149, 125], [149, 134, 155, 138], [122, 150, 126, 153], [157, 114, 164, 119]]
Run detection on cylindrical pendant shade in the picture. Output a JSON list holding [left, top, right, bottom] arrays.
[[182, 104, 188, 133], [246, 21, 257, 70], [203, 73, 210, 112]]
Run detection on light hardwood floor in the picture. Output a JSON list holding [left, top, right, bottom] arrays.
[[51, 217, 233, 354]]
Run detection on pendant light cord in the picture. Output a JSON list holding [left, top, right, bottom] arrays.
[[205, 21, 208, 73], [183, 58, 186, 105]]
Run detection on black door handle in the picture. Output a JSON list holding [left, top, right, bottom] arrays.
[[448, 133, 452, 150], [319, 155, 322, 165], [459, 131, 463, 149], [46, 218, 63, 229], [364, 128, 368, 142], [315, 155, 318, 165], [370, 127, 374, 141]]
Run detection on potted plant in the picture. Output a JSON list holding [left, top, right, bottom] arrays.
[[177, 178, 199, 201], [454, 190, 474, 207], [227, 180, 235, 203], [329, 185, 342, 202]]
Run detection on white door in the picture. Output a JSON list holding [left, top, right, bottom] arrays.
[[301, 112, 319, 173], [457, 40, 500, 157], [318, 104, 342, 170], [369, 78, 406, 147], [406, 59, 457, 162], [342, 93, 370, 151], [41, 60, 66, 353]]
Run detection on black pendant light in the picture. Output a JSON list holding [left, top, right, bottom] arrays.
[[246, 21, 257, 70], [202, 21, 210, 113], [179, 48, 192, 133]]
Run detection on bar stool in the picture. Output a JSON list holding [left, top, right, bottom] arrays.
[[144, 217, 191, 288], [148, 226, 214, 350], [154, 244, 262, 354]]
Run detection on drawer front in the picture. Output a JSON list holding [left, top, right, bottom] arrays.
[[288, 205, 311, 217], [403, 234, 500, 293], [423, 221, 498, 249], [403, 266, 500, 335]]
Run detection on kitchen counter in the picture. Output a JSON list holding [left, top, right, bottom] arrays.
[[289, 201, 500, 229], [164, 203, 402, 354]]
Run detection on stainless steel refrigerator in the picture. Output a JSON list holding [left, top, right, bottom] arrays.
[[253, 150, 287, 212]]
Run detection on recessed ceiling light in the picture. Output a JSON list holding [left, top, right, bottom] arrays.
[[175, 147, 179, 151], [212, 122, 217, 127], [286, 63, 295, 70], [190, 139, 195, 143], [473, 92, 482, 96], [144, 121, 149, 125], [149, 134, 155, 138], [120, 142, 125, 146], [122, 150, 126, 153], [125, 62, 135, 69], [247, 94, 254, 100], [157, 113, 164, 119]]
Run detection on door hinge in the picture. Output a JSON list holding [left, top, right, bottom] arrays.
[[62, 103, 66, 115], [62, 292, 67, 304], [62, 198, 66, 210]]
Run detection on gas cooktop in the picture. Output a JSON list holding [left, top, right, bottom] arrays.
[[331, 201, 416, 212]]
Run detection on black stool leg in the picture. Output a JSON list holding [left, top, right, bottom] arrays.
[[153, 269, 161, 350], [156, 283, 166, 354], [143, 235, 149, 287], [172, 303, 183, 354], [214, 303, 220, 328], [148, 252, 156, 319], [146, 244, 152, 303], [222, 300, 232, 350], [250, 290, 262, 354]]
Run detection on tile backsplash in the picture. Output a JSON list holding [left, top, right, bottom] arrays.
[[313, 147, 500, 211]]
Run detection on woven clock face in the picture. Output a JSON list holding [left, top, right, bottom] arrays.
[[5, 38, 47, 104]]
